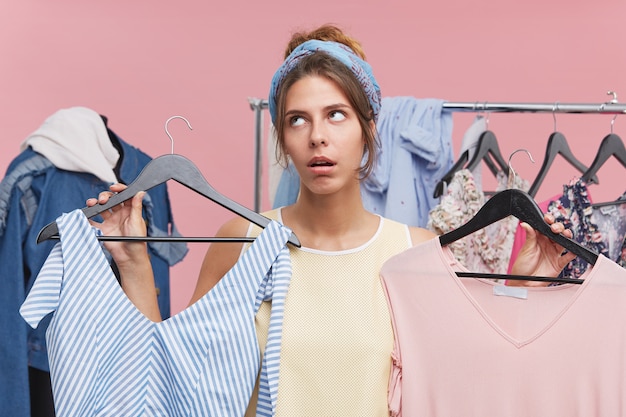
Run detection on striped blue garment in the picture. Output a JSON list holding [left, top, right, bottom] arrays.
[[20, 209, 292, 417]]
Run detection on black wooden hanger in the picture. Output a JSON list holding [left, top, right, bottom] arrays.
[[433, 131, 508, 198], [464, 130, 509, 173], [37, 116, 300, 247], [433, 150, 500, 198], [528, 132, 598, 197], [439, 188, 598, 284], [581, 133, 626, 183], [581, 132, 626, 209]]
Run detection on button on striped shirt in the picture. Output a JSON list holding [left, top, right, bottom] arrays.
[[21, 209, 292, 417]]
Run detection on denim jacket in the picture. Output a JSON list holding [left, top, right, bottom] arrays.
[[0, 133, 188, 415]]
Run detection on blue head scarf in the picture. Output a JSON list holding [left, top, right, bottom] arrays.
[[268, 40, 381, 125]]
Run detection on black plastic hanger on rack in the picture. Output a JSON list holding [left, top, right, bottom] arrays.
[[433, 151, 499, 198], [581, 133, 626, 183], [581, 132, 626, 209], [464, 131, 509, 173], [433, 131, 508, 198], [37, 115, 301, 247], [528, 132, 598, 197], [439, 188, 598, 284]]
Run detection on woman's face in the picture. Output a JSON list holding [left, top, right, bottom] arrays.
[[282, 75, 365, 196]]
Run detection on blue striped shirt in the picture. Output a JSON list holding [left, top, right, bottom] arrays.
[[21, 209, 292, 416]]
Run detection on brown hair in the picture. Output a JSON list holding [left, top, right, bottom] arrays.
[[274, 24, 379, 179], [283, 25, 367, 60]]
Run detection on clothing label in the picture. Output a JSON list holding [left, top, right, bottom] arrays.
[[599, 205, 617, 215], [493, 285, 528, 300]]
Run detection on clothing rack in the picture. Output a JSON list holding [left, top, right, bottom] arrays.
[[248, 97, 626, 211]]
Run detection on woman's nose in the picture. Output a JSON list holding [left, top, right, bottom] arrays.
[[309, 122, 328, 147]]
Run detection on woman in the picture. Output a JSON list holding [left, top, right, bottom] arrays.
[[90, 24, 575, 416]]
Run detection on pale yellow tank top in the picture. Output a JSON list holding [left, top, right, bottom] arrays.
[[244, 209, 412, 417]]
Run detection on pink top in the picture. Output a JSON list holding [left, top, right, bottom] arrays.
[[380, 237, 626, 417]]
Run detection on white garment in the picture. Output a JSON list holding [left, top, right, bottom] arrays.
[[20, 107, 119, 183], [458, 115, 487, 194]]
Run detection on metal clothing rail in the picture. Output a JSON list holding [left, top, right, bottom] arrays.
[[248, 97, 626, 211], [249, 97, 626, 114]]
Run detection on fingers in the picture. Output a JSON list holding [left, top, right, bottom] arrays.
[[543, 213, 573, 238], [545, 213, 563, 233], [520, 221, 536, 242], [534, 216, 577, 268], [98, 190, 115, 205], [524, 218, 571, 241], [108, 182, 128, 194], [85, 183, 132, 207], [130, 191, 146, 222], [549, 221, 565, 234], [557, 250, 577, 270]]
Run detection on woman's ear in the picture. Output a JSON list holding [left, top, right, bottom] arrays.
[[368, 119, 376, 134]]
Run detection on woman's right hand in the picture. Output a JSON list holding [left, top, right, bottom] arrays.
[[86, 183, 149, 267], [88, 183, 162, 322]]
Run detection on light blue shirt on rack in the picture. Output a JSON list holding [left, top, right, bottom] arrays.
[[361, 97, 454, 227], [272, 97, 453, 227]]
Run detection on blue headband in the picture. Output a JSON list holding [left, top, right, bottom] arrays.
[[268, 40, 381, 125]]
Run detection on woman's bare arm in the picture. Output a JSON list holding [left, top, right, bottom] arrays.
[[189, 216, 252, 305]]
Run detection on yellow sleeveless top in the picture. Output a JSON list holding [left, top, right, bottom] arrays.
[[244, 209, 412, 417]]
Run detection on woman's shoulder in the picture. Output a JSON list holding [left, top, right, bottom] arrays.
[[232, 208, 283, 240], [218, 208, 282, 237], [379, 216, 436, 246], [217, 215, 254, 237], [408, 225, 437, 246], [259, 208, 281, 221]]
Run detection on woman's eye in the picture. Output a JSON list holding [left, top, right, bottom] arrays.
[[329, 111, 346, 121], [290, 116, 305, 126]]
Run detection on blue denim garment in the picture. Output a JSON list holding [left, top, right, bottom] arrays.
[[0, 135, 187, 415]]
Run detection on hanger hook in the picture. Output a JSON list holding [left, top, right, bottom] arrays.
[[507, 148, 535, 183], [474, 101, 487, 120], [552, 101, 559, 132], [164, 116, 193, 154], [604, 91, 619, 133], [611, 114, 618, 134], [483, 101, 490, 128], [607, 90, 618, 104]]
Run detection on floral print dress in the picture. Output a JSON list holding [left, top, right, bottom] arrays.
[[545, 179, 626, 279], [427, 169, 529, 276]]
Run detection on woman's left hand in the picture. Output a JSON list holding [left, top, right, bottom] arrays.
[[508, 214, 577, 287]]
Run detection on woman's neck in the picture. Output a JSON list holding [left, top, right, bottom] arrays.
[[282, 190, 379, 251]]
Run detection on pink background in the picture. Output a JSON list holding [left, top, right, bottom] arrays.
[[2, 1, 624, 314]]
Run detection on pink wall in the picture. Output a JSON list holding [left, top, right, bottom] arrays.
[[2, 1, 625, 314]]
